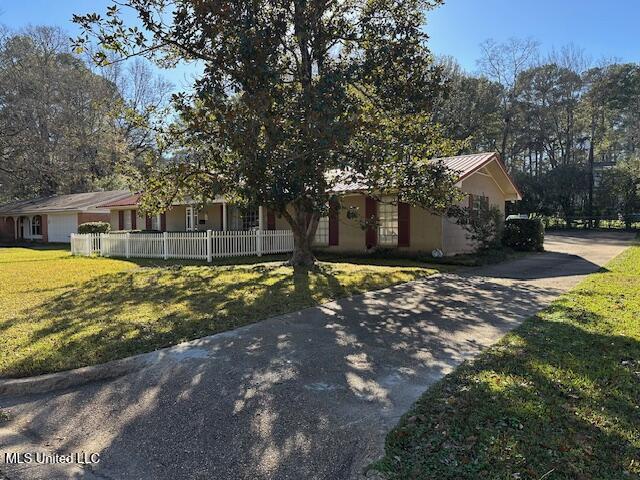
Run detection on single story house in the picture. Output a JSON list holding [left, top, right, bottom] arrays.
[[100, 152, 521, 255], [0, 190, 131, 243]]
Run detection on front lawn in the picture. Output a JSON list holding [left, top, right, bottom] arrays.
[[0, 246, 440, 378], [373, 242, 640, 479]]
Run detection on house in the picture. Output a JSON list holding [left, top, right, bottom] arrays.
[[0, 191, 131, 243], [99, 152, 521, 255]]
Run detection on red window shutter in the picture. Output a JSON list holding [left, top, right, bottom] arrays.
[[131, 210, 137, 230], [160, 213, 166, 232], [118, 210, 124, 230], [267, 209, 276, 230], [365, 196, 377, 249], [329, 199, 339, 246], [145, 215, 152, 230], [398, 202, 410, 247]]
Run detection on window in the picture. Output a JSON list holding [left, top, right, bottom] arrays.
[[123, 210, 132, 230], [31, 215, 42, 236], [151, 214, 161, 231], [241, 207, 259, 231], [186, 206, 199, 231], [471, 194, 489, 214], [378, 199, 398, 246], [314, 216, 329, 246]]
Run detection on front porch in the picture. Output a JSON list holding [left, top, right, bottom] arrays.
[[0, 215, 44, 242], [110, 201, 275, 234]]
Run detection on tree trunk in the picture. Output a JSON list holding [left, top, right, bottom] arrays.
[[282, 203, 320, 269], [587, 122, 596, 229], [289, 229, 316, 268]]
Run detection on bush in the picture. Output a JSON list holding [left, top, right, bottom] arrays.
[[456, 204, 504, 252], [77, 222, 111, 235], [502, 218, 544, 251]]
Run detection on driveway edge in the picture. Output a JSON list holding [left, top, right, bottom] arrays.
[[0, 351, 160, 397], [0, 274, 447, 398]]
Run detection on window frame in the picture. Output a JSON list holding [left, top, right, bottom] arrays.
[[186, 206, 199, 231], [30, 215, 42, 237], [314, 215, 329, 246], [378, 198, 399, 247], [241, 207, 259, 231], [151, 214, 161, 231]]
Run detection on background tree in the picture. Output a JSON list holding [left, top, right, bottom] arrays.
[[74, 0, 464, 267], [477, 37, 539, 167], [0, 26, 127, 201]]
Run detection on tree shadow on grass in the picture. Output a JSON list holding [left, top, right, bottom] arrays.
[[0, 267, 564, 479], [375, 307, 640, 480], [1, 260, 421, 378]]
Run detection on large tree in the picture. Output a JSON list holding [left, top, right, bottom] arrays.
[[73, 0, 463, 267], [0, 26, 127, 201]]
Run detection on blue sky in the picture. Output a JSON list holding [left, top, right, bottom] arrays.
[[1, 0, 638, 86]]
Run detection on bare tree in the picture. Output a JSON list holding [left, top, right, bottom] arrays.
[[477, 38, 539, 165]]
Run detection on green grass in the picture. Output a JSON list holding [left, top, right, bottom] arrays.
[[0, 246, 440, 378], [372, 243, 640, 479]]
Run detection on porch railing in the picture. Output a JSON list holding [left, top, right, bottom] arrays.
[[70, 230, 294, 261]]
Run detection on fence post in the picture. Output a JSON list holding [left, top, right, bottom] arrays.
[[70, 234, 75, 255], [256, 229, 262, 257], [99, 233, 105, 257], [206, 230, 212, 263], [163, 231, 169, 260], [85, 234, 91, 257], [126, 232, 130, 259]]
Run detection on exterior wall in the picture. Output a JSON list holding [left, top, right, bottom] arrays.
[[77, 212, 111, 225], [399, 206, 442, 253], [441, 171, 507, 255], [462, 172, 506, 215], [332, 194, 366, 251], [166, 207, 186, 231], [41, 214, 48, 242], [109, 211, 119, 231], [0, 217, 15, 241], [199, 204, 223, 230]]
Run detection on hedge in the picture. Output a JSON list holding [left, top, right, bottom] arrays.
[[502, 218, 544, 251], [77, 222, 111, 235]]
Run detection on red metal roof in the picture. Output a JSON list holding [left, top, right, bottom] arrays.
[[329, 151, 521, 198], [437, 152, 499, 180]]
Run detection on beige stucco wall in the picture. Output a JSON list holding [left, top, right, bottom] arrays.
[[333, 194, 366, 251], [400, 206, 442, 253], [442, 170, 508, 255]]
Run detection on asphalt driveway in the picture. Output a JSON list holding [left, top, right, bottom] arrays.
[[0, 231, 634, 480]]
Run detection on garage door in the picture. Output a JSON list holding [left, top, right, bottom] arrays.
[[48, 213, 78, 243]]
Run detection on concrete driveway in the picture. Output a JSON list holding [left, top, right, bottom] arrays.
[[0, 231, 634, 480]]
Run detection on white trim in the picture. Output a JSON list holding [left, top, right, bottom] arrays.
[[185, 206, 198, 231]]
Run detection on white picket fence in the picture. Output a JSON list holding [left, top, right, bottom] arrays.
[[70, 230, 295, 261]]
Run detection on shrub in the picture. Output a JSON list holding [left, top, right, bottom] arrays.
[[456, 204, 504, 252], [77, 222, 111, 235], [502, 218, 544, 251]]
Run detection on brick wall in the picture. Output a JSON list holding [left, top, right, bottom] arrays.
[[0, 217, 15, 241], [77, 212, 111, 225]]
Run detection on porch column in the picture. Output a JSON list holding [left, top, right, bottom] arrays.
[[13, 216, 17, 241], [258, 206, 264, 231], [222, 202, 228, 231]]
